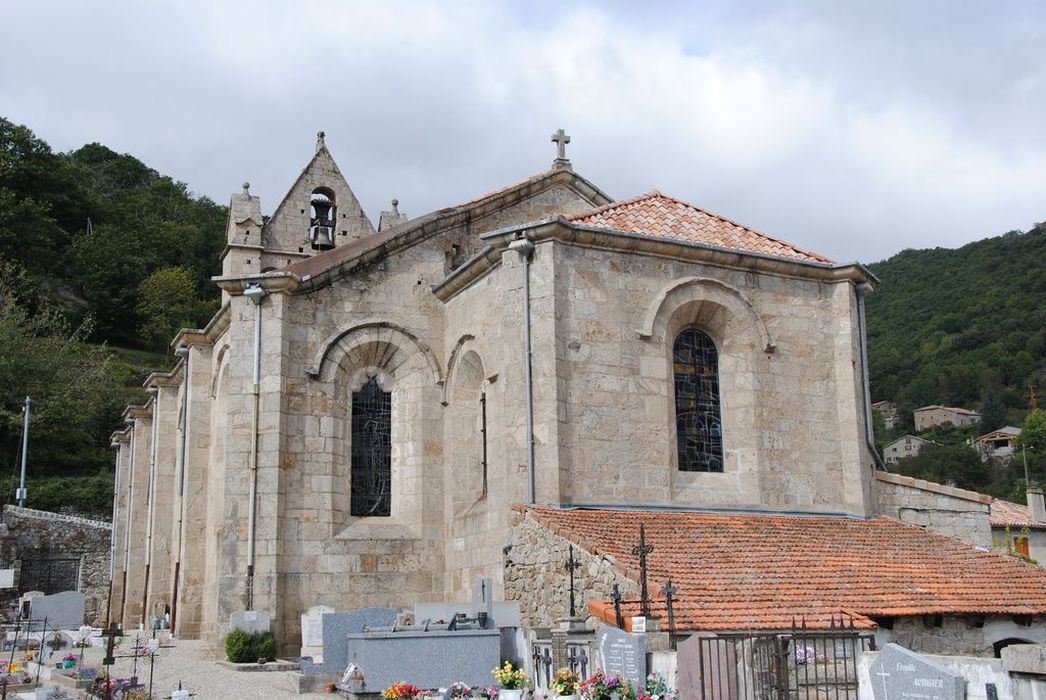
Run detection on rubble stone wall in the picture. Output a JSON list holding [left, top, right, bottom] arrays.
[[1, 505, 111, 626]]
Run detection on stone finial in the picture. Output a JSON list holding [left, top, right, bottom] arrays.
[[551, 128, 571, 171], [242, 182, 250, 195], [316, 131, 326, 152], [391, 199, 400, 214]]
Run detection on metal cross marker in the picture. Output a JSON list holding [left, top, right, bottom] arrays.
[[566, 545, 582, 617], [551, 128, 571, 160], [632, 523, 655, 618], [661, 578, 677, 634], [99, 621, 125, 700], [610, 583, 624, 629]]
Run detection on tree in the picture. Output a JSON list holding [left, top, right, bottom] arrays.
[[0, 263, 122, 476], [136, 266, 215, 350], [979, 389, 1008, 433]]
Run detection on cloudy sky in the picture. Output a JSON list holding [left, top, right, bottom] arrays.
[[2, 1, 1044, 263]]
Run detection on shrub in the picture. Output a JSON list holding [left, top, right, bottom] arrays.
[[224, 629, 276, 663]]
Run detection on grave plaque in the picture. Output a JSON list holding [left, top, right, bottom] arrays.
[[30, 591, 85, 630], [869, 644, 965, 700], [597, 627, 646, 688], [229, 609, 271, 634], [301, 605, 334, 650]]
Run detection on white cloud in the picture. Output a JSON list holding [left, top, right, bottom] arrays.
[[1, 0, 1043, 263]]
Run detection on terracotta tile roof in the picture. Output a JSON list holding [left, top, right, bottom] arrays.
[[990, 500, 1046, 530], [521, 506, 1046, 632], [568, 191, 832, 264]]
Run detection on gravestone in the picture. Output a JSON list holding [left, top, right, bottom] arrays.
[[869, 644, 965, 700], [597, 627, 646, 688], [30, 591, 85, 630], [300, 605, 334, 660], [300, 607, 398, 676], [676, 634, 736, 700], [229, 609, 271, 634], [19, 590, 44, 619]]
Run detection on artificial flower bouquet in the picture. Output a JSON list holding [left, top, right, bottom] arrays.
[[492, 661, 529, 689], [383, 682, 423, 700], [550, 668, 581, 696], [580, 671, 635, 700]]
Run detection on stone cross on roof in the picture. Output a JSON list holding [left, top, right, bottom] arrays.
[[316, 130, 326, 153], [551, 128, 571, 171]]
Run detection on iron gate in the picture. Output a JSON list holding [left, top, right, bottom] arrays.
[[19, 556, 81, 594], [683, 621, 875, 699]]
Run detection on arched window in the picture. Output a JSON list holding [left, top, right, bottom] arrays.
[[350, 375, 391, 516], [673, 328, 724, 472]]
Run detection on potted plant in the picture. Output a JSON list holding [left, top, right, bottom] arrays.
[[550, 668, 581, 699], [492, 661, 529, 700], [473, 685, 499, 700], [450, 682, 473, 699], [383, 681, 423, 700]]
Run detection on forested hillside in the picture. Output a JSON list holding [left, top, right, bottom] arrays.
[[866, 226, 1046, 431], [0, 116, 225, 513]]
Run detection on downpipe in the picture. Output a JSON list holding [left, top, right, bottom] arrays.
[[509, 236, 536, 504], [855, 282, 887, 470], [142, 386, 159, 627], [171, 344, 190, 630], [243, 284, 267, 610], [105, 444, 121, 626], [120, 425, 135, 623]]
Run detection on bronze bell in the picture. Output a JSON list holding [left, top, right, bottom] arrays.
[[310, 195, 335, 250]]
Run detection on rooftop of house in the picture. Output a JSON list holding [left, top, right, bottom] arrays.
[[990, 499, 1046, 530], [568, 190, 833, 264], [518, 505, 1046, 632], [913, 405, 981, 416], [976, 426, 1022, 442]]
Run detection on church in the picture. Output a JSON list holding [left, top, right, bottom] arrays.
[[108, 130, 1046, 657]]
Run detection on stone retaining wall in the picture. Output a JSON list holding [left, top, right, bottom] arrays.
[[0, 505, 111, 625]]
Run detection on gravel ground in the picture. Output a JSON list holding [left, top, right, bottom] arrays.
[[25, 637, 334, 700]]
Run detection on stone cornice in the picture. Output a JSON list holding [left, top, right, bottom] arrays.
[[172, 304, 230, 349], [109, 427, 131, 446], [875, 470, 992, 505], [434, 218, 877, 302], [144, 365, 183, 388], [124, 403, 152, 422], [212, 271, 302, 295]]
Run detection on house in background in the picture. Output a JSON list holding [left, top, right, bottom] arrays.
[[991, 489, 1046, 563], [883, 434, 936, 464], [872, 400, 899, 429], [976, 426, 1022, 461], [914, 404, 981, 431]]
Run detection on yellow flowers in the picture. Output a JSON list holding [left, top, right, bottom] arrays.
[[492, 661, 529, 689]]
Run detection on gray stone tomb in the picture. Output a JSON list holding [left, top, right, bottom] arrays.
[[29, 591, 85, 630], [229, 609, 271, 634], [869, 644, 965, 700], [597, 627, 646, 689]]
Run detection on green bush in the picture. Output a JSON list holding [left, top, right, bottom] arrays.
[[224, 629, 277, 663]]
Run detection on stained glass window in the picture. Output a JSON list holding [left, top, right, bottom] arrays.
[[673, 328, 724, 472], [350, 376, 392, 517]]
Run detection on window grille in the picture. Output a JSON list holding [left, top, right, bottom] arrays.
[[351, 376, 392, 517], [673, 328, 724, 472]]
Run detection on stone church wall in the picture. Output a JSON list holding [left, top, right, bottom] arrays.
[[504, 510, 637, 628], [0, 506, 111, 626], [875, 471, 992, 548], [546, 242, 873, 514]]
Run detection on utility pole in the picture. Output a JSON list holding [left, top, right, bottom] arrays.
[[16, 396, 30, 507]]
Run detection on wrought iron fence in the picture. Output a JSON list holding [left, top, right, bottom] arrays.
[[681, 620, 875, 699]]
